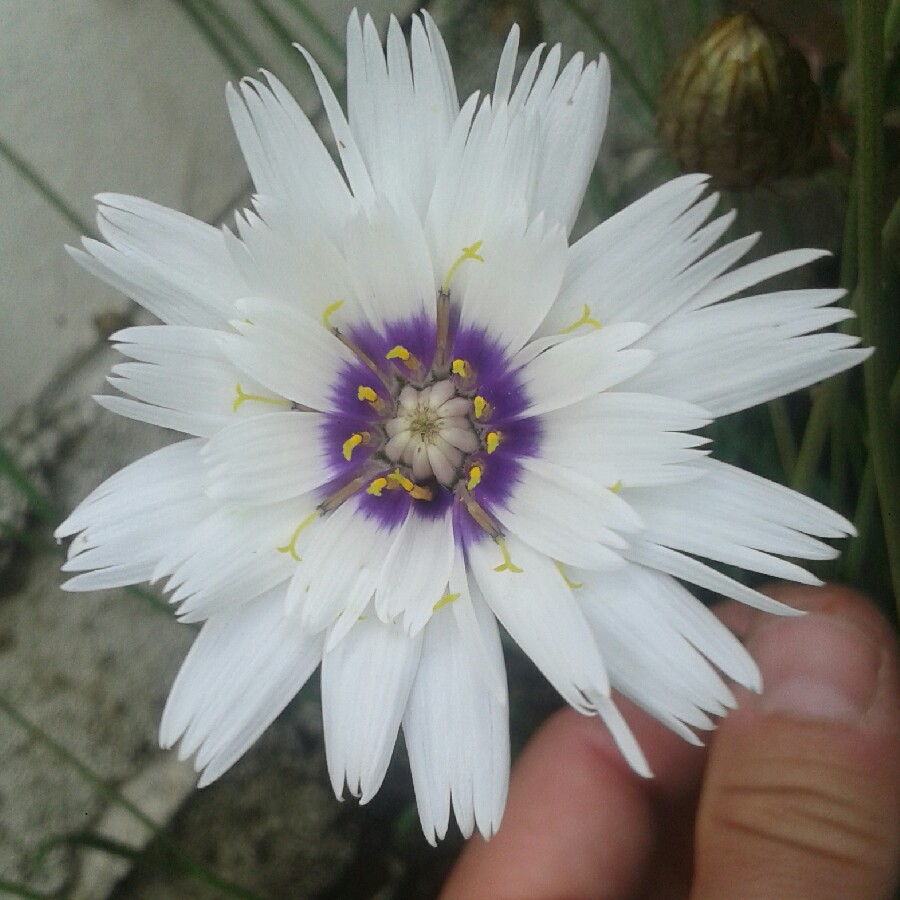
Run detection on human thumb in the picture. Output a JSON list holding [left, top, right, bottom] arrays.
[[692, 585, 900, 900]]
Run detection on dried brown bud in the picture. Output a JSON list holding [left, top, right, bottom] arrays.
[[657, 12, 823, 188]]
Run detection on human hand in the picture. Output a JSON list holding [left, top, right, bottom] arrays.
[[441, 585, 900, 899]]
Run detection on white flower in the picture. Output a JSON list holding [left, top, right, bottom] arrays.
[[57, 12, 868, 844]]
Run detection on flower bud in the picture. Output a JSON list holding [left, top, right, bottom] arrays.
[[657, 12, 823, 188]]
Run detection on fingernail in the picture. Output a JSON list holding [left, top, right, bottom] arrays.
[[749, 615, 882, 723]]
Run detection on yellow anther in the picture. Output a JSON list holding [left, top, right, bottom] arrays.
[[388, 469, 415, 492], [342, 432, 368, 461], [276, 511, 319, 562], [233, 383, 291, 413], [554, 561, 583, 590], [486, 431, 501, 454], [321, 299, 344, 329], [387, 470, 433, 501], [433, 592, 461, 612], [452, 358, 472, 378], [386, 345, 420, 372], [494, 537, 523, 574], [357, 385, 378, 403], [366, 477, 389, 497], [560, 304, 602, 334], [386, 345, 410, 361], [441, 240, 485, 293], [610, 480, 623, 494], [467, 464, 483, 491], [473, 395, 490, 419]]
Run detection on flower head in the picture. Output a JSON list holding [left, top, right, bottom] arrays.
[[57, 11, 868, 843]]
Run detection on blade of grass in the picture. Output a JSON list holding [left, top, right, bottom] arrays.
[[283, 0, 343, 61], [855, 0, 900, 609], [0, 698, 263, 900], [0, 136, 93, 236], [0, 879, 51, 899], [0, 445, 57, 525], [175, 0, 254, 79], [558, 0, 657, 116]]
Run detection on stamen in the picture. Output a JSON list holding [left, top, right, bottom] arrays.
[[441, 240, 485, 294], [434, 288, 452, 369], [433, 592, 460, 612], [494, 537, 523, 573], [342, 432, 369, 461], [554, 560, 583, 589], [459, 493, 502, 538], [276, 510, 320, 562], [320, 472, 374, 512], [610, 480, 623, 493], [387, 469, 433, 501], [321, 299, 345, 330], [473, 395, 490, 419], [451, 358, 472, 379], [485, 431, 501, 454], [561, 304, 602, 334], [467, 463, 483, 491], [366, 477, 389, 497], [233, 383, 291, 413], [386, 345, 421, 373]]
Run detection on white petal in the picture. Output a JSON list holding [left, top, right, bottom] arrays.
[[468, 535, 609, 712], [493, 456, 639, 568], [375, 509, 455, 635], [226, 73, 353, 240], [220, 297, 357, 412], [321, 617, 423, 803], [458, 216, 568, 353], [71, 194, 246, 327], [517, 322, 652, 416], [404, 595, 509, 844], [159, 589, 323, 786], [203, 411, 330, 504]]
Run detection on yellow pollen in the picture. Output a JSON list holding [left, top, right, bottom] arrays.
[[441, 240, 485, 293], [366, 477, 389, 497], [610, 480, 623, 493], [467, 463, 483, 491], [321, 299, 344, 329], [342, 432, 368, 461], [386, 345, 420, 371], [561, 304, 602, 334], [473, 395, 490, 419], [433, 592, 461, 612], [233, 383, 291, 413], [357, 385, 378, 403], [276, 510, 319, 562], [486, 431, 501, 454], [494, 537, 523, 574], [554, 561, 583, 590], [388, 469, 415, 492], [451, 358, 472, 379]]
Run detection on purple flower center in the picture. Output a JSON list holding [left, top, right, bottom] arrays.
[[318, 306, 541, 540]]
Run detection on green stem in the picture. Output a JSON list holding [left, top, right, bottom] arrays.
[[767, 399, 797, 477], [0, 699, 263, 900], [175, 0, 253, 79], [283, 0, 343, 62], [0, 879, 51, 899], [886, 0, 900, 51], [0, 136, 93, 235], [0, 445, 57, 525], [856, 0, 900, 608], [792, 382, 837, 494], [558, 0, 657, 116], [844, 458, 876, 582]]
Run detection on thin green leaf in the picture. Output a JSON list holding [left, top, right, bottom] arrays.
[[0, 444, 56, 525], [283, 0, 343, 61], [0, 136, 93, 236], [0, 879, 52, 899], [0, 699, 264, 900], [558, 0, 657, 116]]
